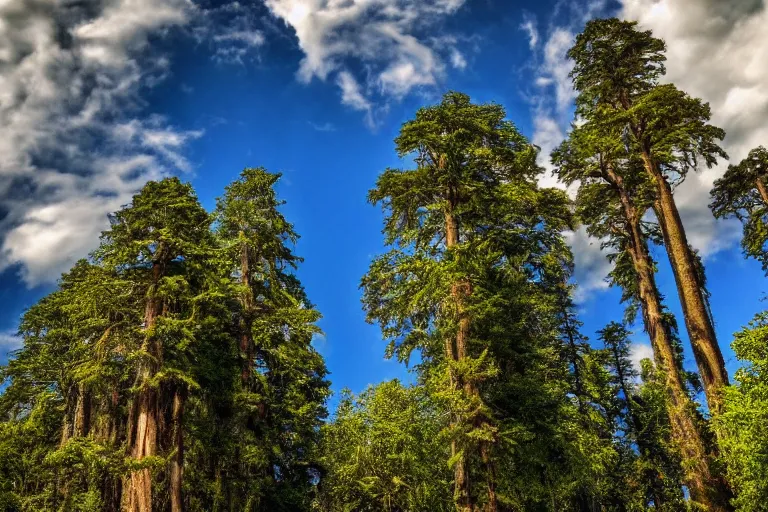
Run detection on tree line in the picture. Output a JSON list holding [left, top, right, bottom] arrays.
[[2, 17, 768, 512]]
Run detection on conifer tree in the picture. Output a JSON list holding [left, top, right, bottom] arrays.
[[553, 121, 730, 509], [212, 168, 329, 510], [568, 18, 730, 415], [710, 146, 768, 272], [95, 178, 216, 512], [362, 91, 574, 511]]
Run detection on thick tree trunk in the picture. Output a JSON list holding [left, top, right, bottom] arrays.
[[639, 154, 729, 415], [606, 167, 732, 511], [170, 389, 185, 512], [123, 261, 165, 512]]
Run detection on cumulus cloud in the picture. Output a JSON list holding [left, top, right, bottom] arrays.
[[264, 0, 467, 124], [520, 13, 539, 50], [621, 0, 768, 258], [0, 0, 201, 286]]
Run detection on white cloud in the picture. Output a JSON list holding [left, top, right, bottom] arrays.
[[0, 331, 21, 353], [337, 70, 374, 126], [204, 1, 267, 64], [629, 342, 655, 374], [565, 227, 612, 303], [620, 0, 768, 259], [520, 13, 539, 49], [264, 0, 467, 123], [450, 48, 467, 70], [0, 0, 199, 286]]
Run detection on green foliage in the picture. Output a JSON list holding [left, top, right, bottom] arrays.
[[711, 146, 768, 273], [0, 172, 328, 511], [716, 312, 768, 511], [316, 380, 452, 512]]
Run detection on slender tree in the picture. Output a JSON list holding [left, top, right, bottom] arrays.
[[212, 167, 329, 510], [554, 124, 731, 509], [710, 146, 768, 272], [568, 18, 730, 414]]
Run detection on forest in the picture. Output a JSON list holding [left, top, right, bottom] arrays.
[[2, 17, 768, 512]]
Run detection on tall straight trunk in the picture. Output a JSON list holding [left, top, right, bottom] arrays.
[[639, 153, 729, 415], [170, 389, 185, 512], [124, 260, 165, 512], [606, 167, 732, 511], [445, 207, 473, 512]]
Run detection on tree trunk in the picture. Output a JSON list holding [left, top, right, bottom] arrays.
[[170, 389, 185, 512], [756, 177, 768, 206], [606, 166, 732, 511], [74, 383, 91, 437], [639, 153, 729, 415], [123, 261, 165, 512], [481, 442, 497, 512], [445, 208, 473, 512]]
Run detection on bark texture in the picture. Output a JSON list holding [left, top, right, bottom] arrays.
[[170, 389, 185, 512], [605, 166, 732, 511], [123, 260, 165, 512], [641, 153, 729, 415]]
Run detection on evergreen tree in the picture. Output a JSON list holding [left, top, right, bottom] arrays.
[[568, 18, 730, 417], [710, 146, 768, 273], [553, 117, 728, 508], [362, 91, 595, 511], [211, 168, 330, 510], [0, 173, 329, 512]]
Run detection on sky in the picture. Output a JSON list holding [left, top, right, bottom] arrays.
[[1, 0, 768, 407]]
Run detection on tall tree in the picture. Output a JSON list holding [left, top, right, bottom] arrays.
[[0, 173, 329, 512], [568, 18, 730, 414], [553, 123, 731, 509], [710, 146, 768, 272], [212, 167, 329, 511], [362, 91, 573, 511], [96, 178, 215, 512]]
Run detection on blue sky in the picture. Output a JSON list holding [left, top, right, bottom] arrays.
[[2, 0, 768, 406]]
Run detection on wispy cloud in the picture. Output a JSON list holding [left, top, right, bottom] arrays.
[[309, 121, 337, 132], [264, 0, 468, 126], [0, 331, 21, 353]]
